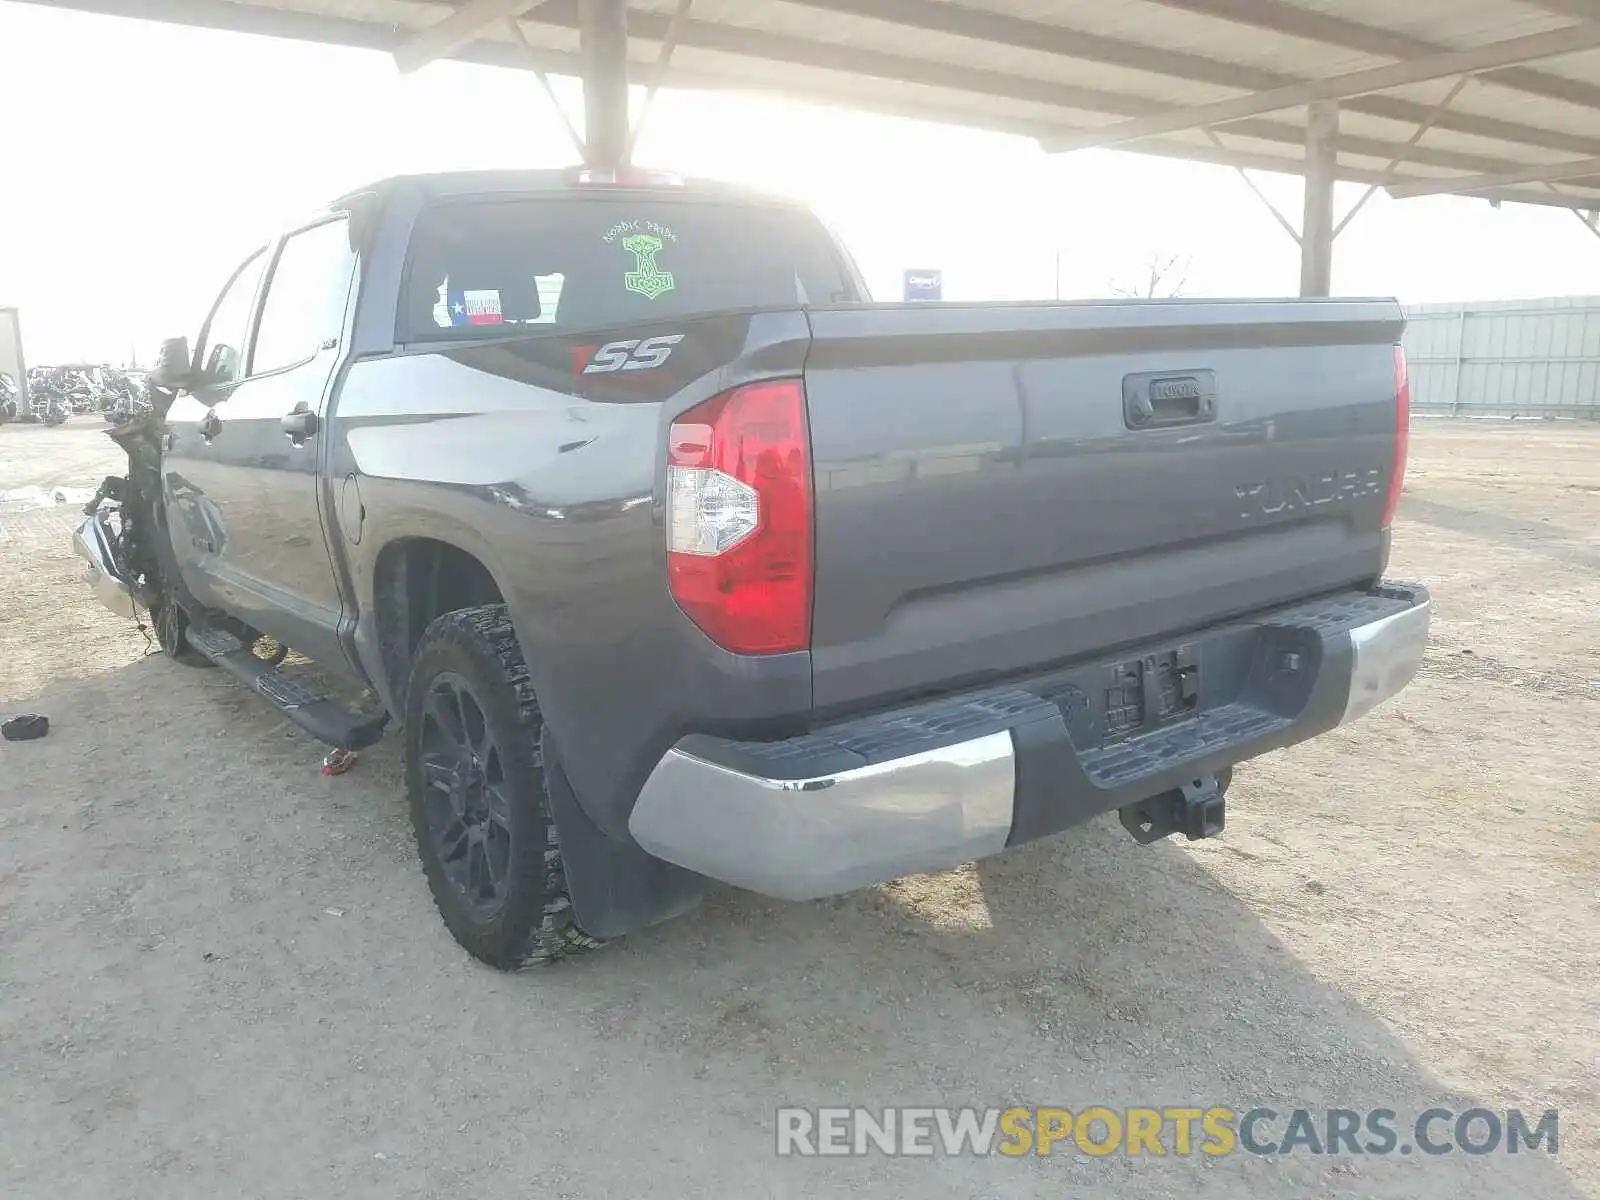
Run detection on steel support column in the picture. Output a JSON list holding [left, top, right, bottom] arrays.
[[1300, 101, 1338, 297], [580, 0, 630, 168]]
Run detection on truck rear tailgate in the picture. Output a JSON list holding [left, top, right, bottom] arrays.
[[801, 298, 1406, 711]]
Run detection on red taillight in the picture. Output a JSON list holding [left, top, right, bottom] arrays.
[[666, 379, 813, 655], [1384, 344, 1410, 527]]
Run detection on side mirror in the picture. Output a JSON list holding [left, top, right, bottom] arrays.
[[148, 336, 194, 391]]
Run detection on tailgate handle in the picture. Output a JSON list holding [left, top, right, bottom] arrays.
[[1123, 371, 1217, 429]]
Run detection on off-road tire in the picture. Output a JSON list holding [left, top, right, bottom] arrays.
[[404, 605, 601, 970], [146, 498, 212, 668], [150, 588, 213, 667]]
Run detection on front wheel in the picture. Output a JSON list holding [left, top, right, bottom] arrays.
[[149, 576, 213, 668], [404, 605, 601, 970]]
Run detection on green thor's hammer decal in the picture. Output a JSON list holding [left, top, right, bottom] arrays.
[[622, 234, 675, 300]]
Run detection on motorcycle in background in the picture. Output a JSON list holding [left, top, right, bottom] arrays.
[[8, 363, 155, 427], [20, 367, 71, 425], [101, 368, 154, 423]]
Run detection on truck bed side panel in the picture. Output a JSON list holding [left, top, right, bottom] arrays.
[[328, 310, 815, 837]]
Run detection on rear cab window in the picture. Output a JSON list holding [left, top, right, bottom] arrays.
[[399, 192, 858, 341]]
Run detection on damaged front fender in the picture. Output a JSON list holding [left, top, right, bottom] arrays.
[[72, 510, 145, 620]]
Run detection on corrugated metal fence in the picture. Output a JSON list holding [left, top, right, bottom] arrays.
[[1401, 296, 1600, 418]]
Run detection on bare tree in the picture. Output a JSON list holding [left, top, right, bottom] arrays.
[[1109, 252, 1191, 299]]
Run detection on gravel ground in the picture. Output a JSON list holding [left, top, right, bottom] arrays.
[[2, 416, 1596, 1199]]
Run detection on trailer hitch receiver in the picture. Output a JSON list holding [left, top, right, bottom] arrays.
[[1118, 771, 1228, 844]]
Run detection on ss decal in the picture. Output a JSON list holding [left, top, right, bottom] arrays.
[[582, 334, 685, 374]]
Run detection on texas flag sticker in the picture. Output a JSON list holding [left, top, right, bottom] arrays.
[[447, 289, 503, 326]]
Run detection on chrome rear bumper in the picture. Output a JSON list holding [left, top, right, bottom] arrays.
[[629, 734, 1015, 901], [628, 584, 1430, 901], [1340, 598, 1431, 725]]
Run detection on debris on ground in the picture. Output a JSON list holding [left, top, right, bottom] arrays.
[[321, 748, 358, 775], [1, 714, 50, 741], [0, 485, 98, 514]]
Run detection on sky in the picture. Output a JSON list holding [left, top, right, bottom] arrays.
[[0, 0, 1597, 365]]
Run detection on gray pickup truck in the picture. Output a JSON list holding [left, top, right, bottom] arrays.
[[75, 168, 1429, 969]]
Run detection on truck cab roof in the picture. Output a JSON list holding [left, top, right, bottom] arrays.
[[329, 168, 807, 210]]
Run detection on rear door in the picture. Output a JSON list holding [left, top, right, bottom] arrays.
[[165, 217, 357, 667]]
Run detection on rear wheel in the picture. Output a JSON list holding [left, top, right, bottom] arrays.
[[404, 605, 601, 969]]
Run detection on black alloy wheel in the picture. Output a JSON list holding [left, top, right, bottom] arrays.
[[403, 605, 600, 969], [417, 672, 514, 915]]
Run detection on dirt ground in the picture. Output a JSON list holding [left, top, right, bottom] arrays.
[[2, 416, 1596, 1199]]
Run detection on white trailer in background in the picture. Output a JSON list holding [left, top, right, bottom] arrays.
[[0, 307, 28, 417]]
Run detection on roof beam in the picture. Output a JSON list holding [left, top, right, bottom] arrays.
[[523, 1, 1581, 174], [791, 0, 1600, 115], [1139, 0, 1600, 113], [1177, 126, 1516, 177], [23, 0, 1600, 214], [9, 0, 1540, 178], [1349, 93, 1600, 158], [1126, 137, 1593, 198], [1386, 155, 1600, 198], [1475, 183, 1600, 208], [29, 0, 1600, 157], [28, 0, 1061, 146], [1050, 21, 1600, 153], [785, 0, 1296, 93], [1333, 74, 1470, 237], [1523, 0, 1600, 19], [1134, 138, 1600, 208], [392, 0, 546, 73], [502, 14, 586, 158], [786, 0, 1600, 154]]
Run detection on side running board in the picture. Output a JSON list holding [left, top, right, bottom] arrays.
[[184, 624, 389, 750]]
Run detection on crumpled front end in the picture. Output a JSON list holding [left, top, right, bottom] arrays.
[[72, 511, 139, 620]]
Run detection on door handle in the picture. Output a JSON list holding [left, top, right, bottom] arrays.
[[281, 406, 320, 443], [198, 410, 222, 441], [1122, 370, 1217, 430]]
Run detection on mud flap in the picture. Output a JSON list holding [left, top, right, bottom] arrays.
[[540, 728, 705, 939]]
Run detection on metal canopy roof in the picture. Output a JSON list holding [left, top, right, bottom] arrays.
[[29, 0, 1600, 215], [27, 0, 1600, 218]]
